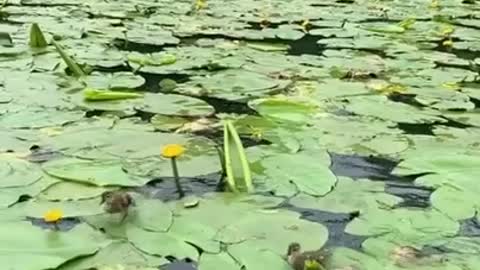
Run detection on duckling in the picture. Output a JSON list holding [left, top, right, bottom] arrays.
[[100, 191, 135, 222], [287, 242, 328, 270]]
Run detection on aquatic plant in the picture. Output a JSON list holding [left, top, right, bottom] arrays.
[[223, 120, 254, 193], [161, 144, 186, 198]]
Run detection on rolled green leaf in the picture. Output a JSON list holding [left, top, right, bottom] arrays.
[[223, 120, 254, 193], [83, 88, 143, 101], [29, 23, 48, 48], [52, 40, 86, 77]]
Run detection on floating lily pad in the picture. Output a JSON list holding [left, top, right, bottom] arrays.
[[346, 208, 459, 246], [38, 181, 113, 201], [58, 240, 167, 270], [127, 225, 199, 260], [135, 93, 214, 117], [248, 97, 318, 123], [189, 69, 280, 100], [198, 252, 239, 270], [252, 149, 337, 197], [228, 242, 292, 270], [0, 156, 43, 188], [84, 72, 145, 90], [216, 209, 328, 255], [290, 177, 403, 214], [42, 158, 150, 187], [130, 198, 173, 232], [0, 221, 108, 270]]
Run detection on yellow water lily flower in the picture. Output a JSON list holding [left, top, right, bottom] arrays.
[[161, 144, 185, 158], [43, 209, 63, 223]]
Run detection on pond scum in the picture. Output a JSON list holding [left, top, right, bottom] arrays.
[[0, 0, 480, 269]]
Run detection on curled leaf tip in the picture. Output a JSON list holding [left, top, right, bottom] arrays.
[[43, 209, 63, 223], [161, 144, 185, 158]]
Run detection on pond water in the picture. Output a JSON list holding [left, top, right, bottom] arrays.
[[0, 0, 480, 269]]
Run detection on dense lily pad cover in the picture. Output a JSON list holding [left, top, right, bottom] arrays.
[[1, 0, 480, 269]]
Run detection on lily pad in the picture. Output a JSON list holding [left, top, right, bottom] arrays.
[[58, 240, 167, 270], [0, 156, 43, 188], [38, 181, 113, 201], [346, 208, 459, 246], [135, 93, 214, 117], [198, 252, 239, 270], [127, 225, 199, 260], [188, 69, 280, 100], [248, 97, 318, 123], [84, 72, 145, 90], [290, 177, 403, 214], [0, 221, 108, 270], [253, 149, 337, 197], [42, 158, 150, 187]]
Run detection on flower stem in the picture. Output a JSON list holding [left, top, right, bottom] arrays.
[[171, 157, 185, 198]]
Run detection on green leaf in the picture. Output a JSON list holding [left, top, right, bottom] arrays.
[[127, 225, 199, 260], [0, 155, 43, 188], [84, 72, 145, 91], [52, 40, 86, 77], [228, 242, 292, 270], [42, 158, 150, 187], [346, 208, 459, 246], [0, 221, 108, 270], [130, 198, 173, 232], [253, 150, 337, 197], [223, 120, 254, 193], [29, 23, 48, 48], [289, 177, 402, 214], [83, 88, 143, 101], [38, 181, 112, 201], [199, 252, 240, 270], [248, 97, 318, 123], [59, 240, 167, 270], [216, 209, 328, 255]]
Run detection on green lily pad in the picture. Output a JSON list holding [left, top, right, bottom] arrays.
[[290, 177, 402, 214], [130, 197, 173, 232], [166, 193, 284, 252], [127, 225, 199, 260], [253, 149, 337, 197], [38, 181, 113, 201], [0, 221, 108, 270], [134, 93, 214, 117], [228, 242, 292, 270], [42, 158, 150, 187], [11, 197, 103, 218], [0, 156, 43, 188], [121, 26, 180, 47], [0, 107, 84, 129], [84, 72, 145, 90], [344, 95, 444, 123], [415, 173, 480, 220], [0, 175, 59, 208], [188, 69, 280, 100], [198, 252, 240, 270], [345, 208, 459, 246], [248, 97, 318, 123], [58, 240, 167, 270], [328, 247, 383, 270], [216, 209, 328, 255]]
